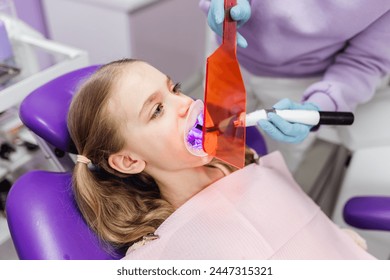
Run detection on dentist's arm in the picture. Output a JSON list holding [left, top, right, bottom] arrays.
[[302, 10, 390, 112]]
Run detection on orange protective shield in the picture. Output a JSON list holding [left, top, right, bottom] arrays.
[[203, 0, 246, 168]]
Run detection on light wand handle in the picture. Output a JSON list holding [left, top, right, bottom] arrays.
[[245, 109, 354, 126]]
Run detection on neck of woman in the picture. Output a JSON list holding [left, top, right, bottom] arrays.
[[154, 165, 226, 209]]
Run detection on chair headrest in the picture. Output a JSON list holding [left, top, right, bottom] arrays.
[[19, 65, 100, 153]]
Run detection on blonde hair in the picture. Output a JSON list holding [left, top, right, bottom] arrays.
[[68, 58, 258, 252]]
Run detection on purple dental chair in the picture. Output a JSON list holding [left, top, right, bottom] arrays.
[[343, 196, 390, 231], [6, 65, 121, 260]]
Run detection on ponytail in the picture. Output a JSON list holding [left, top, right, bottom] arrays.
[[72, 161, 174, 250]]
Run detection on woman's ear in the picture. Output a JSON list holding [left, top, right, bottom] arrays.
[[108, 153, 146, 174]]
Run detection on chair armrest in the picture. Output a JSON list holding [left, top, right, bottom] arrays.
[[343, 196, 390, 231]]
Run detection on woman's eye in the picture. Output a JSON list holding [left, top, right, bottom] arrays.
[[151, 103, 164, 119], [172, 82, 182, 94]]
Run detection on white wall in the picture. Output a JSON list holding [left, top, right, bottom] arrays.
[[42, 0, 208, 85]]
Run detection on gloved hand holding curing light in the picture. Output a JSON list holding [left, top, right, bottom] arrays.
[[207, 0, 251, 48], [257, 98, 321, 144]]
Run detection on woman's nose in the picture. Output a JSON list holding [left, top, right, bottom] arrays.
[[177, 98, 192, 118]]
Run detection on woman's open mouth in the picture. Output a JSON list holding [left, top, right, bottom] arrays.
[[184, 100, 208, 157]]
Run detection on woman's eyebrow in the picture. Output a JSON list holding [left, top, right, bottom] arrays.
[[139, 91, 159, 118], [139, 75, 171, 118]]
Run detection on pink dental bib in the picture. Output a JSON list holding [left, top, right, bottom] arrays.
[[123, 152, 375, 260]]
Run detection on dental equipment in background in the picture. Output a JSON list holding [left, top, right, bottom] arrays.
[[0, 19, 20, 85]]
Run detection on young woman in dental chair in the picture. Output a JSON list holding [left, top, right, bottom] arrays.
[[68, 58, 374, 260]]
